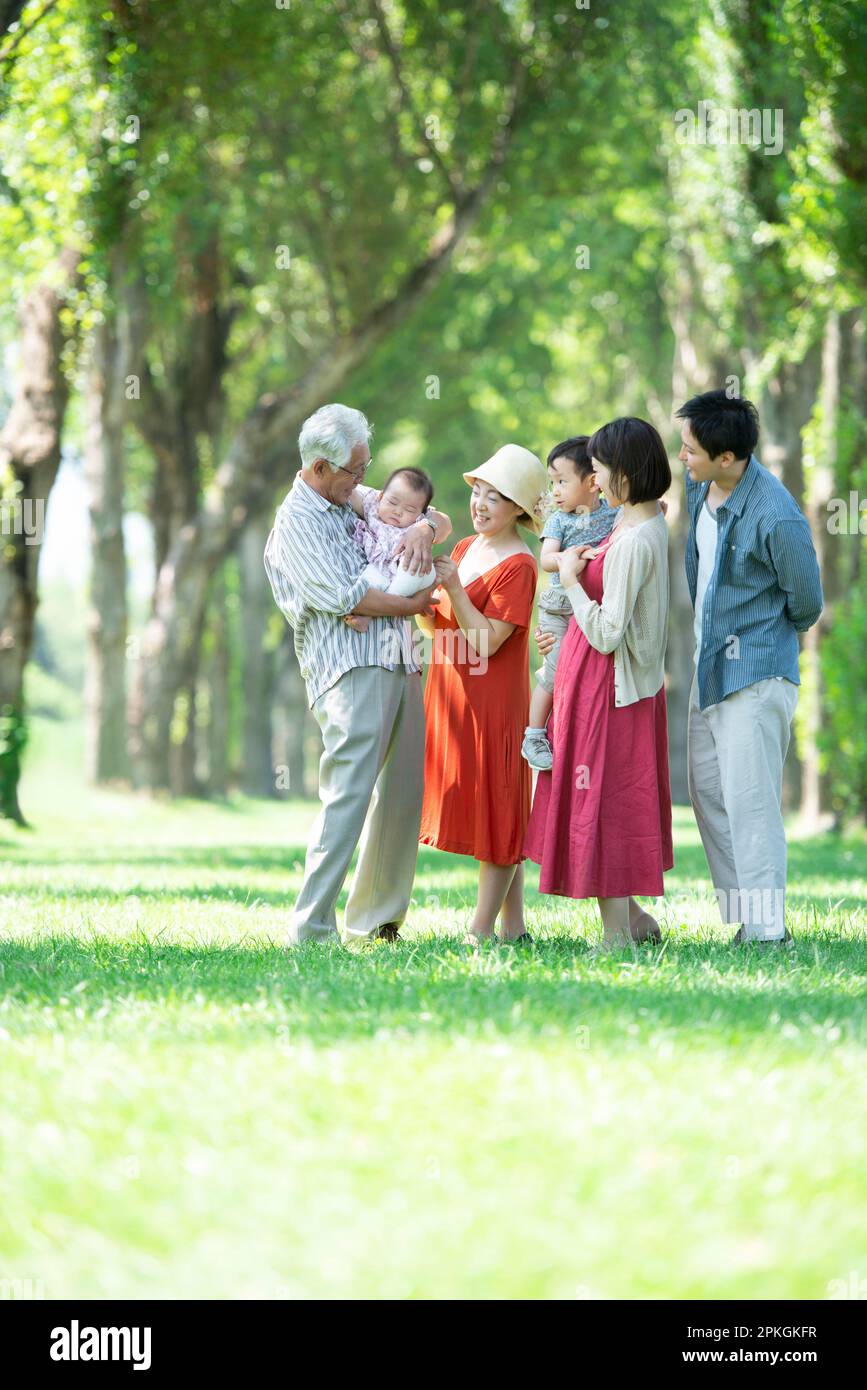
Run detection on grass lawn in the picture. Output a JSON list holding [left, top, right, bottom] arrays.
[[1, 713, 866, 1299]]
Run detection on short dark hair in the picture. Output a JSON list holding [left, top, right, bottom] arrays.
[[547, 435, 593, 480], [585, 417, 671, 504], [382, 466, 434, 510], [675, 390, 759, 461]]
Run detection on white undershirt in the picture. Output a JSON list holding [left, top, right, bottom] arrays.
[[694, 500, 718, 663]]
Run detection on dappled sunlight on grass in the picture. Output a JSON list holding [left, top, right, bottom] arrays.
[[1, 722, 866, 1297]]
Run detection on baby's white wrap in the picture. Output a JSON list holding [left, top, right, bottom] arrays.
[[361, 561, 437, 598]]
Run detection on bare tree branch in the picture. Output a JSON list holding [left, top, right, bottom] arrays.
[[0, 0, 58, 67], [368, 0, 464, 201]]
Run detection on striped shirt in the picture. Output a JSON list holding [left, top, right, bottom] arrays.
[[685, 454, 823, 711], [264, 473, 419, 708]]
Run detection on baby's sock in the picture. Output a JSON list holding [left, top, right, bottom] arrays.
[[525, 725, 547, 736]]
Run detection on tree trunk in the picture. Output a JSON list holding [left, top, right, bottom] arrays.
[[758, 342, 823, 814], [759, 347, 822, 491], [801, 312, 850, 827], [127, 434, 202, 793], [168, 607, 206, 799], [127, 87, 525, 793], [125, 232, 235, 793], [272, 632, 312, 801], [663, 267, 734, 804], [239, 515, 275, 798], [840, 309, 866, 597], [83, 291, 129, 785], [0, 247, 79, 822], [203, 568, 230, 797]]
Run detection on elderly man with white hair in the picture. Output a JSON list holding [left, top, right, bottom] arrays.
[[264, 403, 451, 945]]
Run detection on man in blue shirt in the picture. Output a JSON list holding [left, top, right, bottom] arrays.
[[676, 390, 823, 945]]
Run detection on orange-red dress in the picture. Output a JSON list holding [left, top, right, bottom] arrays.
[[419, 535, 537, 865]]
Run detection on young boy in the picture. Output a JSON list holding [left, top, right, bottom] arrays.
[[521, 436, 620, 771]]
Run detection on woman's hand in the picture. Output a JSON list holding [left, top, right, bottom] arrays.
[[555, 544, 595, 589], [434, 555, 461, 595], [535, 626, 556, 656]]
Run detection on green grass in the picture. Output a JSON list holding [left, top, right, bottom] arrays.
[[1, 713, 866, 1299]]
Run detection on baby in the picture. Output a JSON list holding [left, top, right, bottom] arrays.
[[521, 435, 620, 771], [346, 466, 438, 632]]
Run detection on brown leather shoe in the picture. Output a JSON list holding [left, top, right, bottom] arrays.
[[376, 923, 402, 943]]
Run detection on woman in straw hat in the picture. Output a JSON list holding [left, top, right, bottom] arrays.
[[524, 417, 674, 949], [417, 444, 547, 945]]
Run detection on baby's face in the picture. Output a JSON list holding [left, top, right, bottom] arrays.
[[378, 479, 426, 528]]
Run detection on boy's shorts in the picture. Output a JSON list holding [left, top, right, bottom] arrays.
[[535, 598, 571, 693]]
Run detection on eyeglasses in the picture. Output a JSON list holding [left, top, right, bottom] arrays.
[[335, 458, 373, 483]]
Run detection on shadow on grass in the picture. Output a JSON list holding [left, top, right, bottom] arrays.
[[0, 882, 859, 918], [0, 843, 476, 881], [1, 837, 865, 920], [1, 935, 866, 1046], [0, 843, 734, 884]]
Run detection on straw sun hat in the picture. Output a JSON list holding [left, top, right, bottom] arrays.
[[462, 444, 548, 535]]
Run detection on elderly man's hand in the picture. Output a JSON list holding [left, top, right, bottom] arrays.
[[394, 520, 434, 576], [402, 582, 437, 617]]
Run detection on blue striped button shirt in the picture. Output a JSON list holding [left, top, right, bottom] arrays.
[[685, 454, 823, 711], [264, 473, 419, 708]]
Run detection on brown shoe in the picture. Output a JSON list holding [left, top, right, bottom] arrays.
[[376, 923, 402, 943]]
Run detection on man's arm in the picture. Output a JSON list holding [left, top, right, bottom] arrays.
[[267, 516, 370, 618], [766, 518, 824, 631], [352, 585, 436, 619]]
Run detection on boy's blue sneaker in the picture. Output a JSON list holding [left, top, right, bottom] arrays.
[[521, 727, 553, 771]]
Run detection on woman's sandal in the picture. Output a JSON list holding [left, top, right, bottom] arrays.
[[499, 931, 533, 946]]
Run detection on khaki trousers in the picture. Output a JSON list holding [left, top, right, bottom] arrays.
[[290, 666, 424, 944], [687, 673, 798, 940]]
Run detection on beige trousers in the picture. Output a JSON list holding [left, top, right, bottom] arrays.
[[534, 601, 571, 694], [687, 673, 798, 940], [290, 666, 425, 944]]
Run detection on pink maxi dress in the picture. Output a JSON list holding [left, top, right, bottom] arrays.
[[523, 532, 673, 898]]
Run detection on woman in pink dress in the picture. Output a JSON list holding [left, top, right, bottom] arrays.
[[523, 417, 674, 949]]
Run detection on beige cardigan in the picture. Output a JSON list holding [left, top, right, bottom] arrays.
[[565, 510, 669, 707]]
